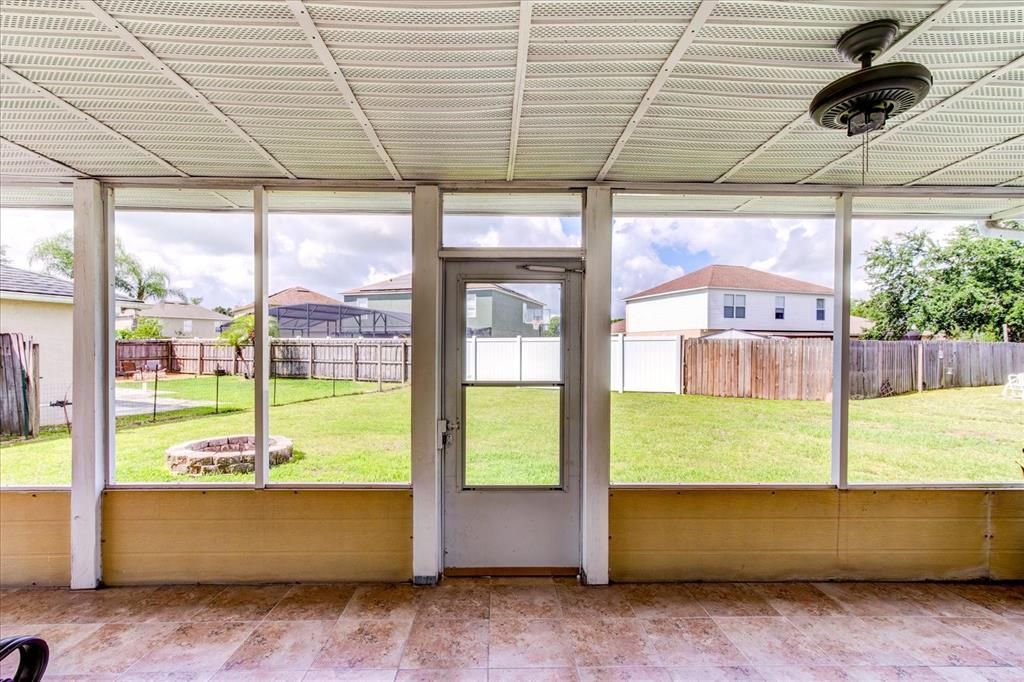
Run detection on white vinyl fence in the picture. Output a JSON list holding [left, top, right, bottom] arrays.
[[611, 334, 682, 393], [465, 336, 561, 382], [464, 334, 682, 393]]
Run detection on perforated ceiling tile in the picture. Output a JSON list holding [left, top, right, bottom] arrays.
[[0, 0, 1023, 188]]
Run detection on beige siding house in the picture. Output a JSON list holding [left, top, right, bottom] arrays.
[[129, 300, 232, 338], [1, 265, 143, 425]]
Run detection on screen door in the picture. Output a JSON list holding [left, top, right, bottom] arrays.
[[442, 260, 582, 572]]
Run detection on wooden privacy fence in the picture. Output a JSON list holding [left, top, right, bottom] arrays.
[[269, 339, 410, 384], [0, 333, 40, 437], [684, 338, 1024, 401], [683, 338, 833, 400], [117, 338, 410, 384]]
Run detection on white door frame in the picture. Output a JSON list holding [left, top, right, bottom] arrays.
[[409, 186, 612, 584], [440, 259, 582, 572]]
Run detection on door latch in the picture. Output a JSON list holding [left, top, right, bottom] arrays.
[[437, 418, 459, 450]]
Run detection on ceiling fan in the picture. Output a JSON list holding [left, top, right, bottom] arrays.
[[809, 19, 933, 137]]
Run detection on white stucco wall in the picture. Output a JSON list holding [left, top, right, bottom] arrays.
[[706, 289, 833, 333], [625, 291, 708, 334], [0, 297, 74, 427]]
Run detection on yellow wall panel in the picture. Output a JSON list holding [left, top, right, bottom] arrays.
[[0, 491, 70, 586], [610, 488, 1023, 582], [102, 489, 412, 585], [990, 490, 1024, 580]]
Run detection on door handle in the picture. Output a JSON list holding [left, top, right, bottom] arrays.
[[437, 418, 459, 450]]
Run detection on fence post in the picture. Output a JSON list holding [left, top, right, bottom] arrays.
[[352, 342, 359, 382], [674, 335, 683, 394], [29, 342, 40, 437], [917, 341, 924, 392], [308, 342, 314, 379], [377, 340, 383, 392], [517, 335, 523, 381], [197, 341, 204, 376], [615, 333, 624, 393], [403, 341, 409, 383]]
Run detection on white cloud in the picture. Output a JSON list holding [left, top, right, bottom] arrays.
[[0, 207, 970, 316]]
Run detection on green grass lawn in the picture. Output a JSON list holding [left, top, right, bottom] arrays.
[[1, 380, 1020, 486]]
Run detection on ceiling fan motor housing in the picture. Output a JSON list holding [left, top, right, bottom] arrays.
[[810, 19, 933, 136]]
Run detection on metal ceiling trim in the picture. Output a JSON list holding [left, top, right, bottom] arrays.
[[505, 0, 532, 181], [712, 0, 967, 183], [0, 135, 86, 176], [285, 0, 401, 181], [0, 63, 188, 177], [595, 0, 719, 181], [76, 0, 296, 179], [800, 52, 1024, 183], [905, 133, 1024, 185], [990, 204, 1024, 220]]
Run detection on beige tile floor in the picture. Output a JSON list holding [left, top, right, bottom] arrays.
[[1, 580, 1023, 681]]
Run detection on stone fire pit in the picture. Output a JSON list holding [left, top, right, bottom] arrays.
[[166, 435, 293, 475]]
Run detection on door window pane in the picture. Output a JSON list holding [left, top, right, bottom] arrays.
[[463, 386, 561, 486], [464, 282, 561, 382]]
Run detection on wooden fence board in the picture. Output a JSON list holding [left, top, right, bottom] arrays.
[[115, 339, 411, 385], [683, 338, 1024, 401], [0, 333, 38, 437]]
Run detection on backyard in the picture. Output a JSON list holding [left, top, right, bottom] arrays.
[[0, 376, 1021, 485]]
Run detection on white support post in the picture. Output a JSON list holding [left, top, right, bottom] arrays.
[[831, 192, 853, 489], [411, 185, 443, 585], [582, 186, 612, 584], [254, 186, 270, 488], [70, 179, 113, 589]]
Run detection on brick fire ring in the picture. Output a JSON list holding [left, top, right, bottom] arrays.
[[166, 435, 293, 475]]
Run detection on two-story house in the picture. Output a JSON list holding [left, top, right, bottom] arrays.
[[624, 264, 834, 338], [343, 273, 547, 337]]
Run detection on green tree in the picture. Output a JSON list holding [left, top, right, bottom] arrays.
[[919, 226, 1024, 341], [29, 230, 185, 303], [212, 305, 233, 317], [544, 315, 561, 337], [119, 255, 186, 303], [217, 314, 279, 378], [28, 231, 75, 279], [859, 229, 935, 340], [859, 226, 1024, 341], [117, 316, 164, 340]]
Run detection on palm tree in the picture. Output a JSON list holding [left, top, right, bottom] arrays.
[[29, 231, 187, 303], [118, 255, 186, 303]]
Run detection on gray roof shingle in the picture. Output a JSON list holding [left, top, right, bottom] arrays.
[[1, 264, 141, 304], [0, 264, 75, 298]]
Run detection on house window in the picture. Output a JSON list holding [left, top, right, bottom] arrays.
[[816, 298, 825, 321], [775, 296, 785, 320], [466, 293, 477, 319], [724, 294, 745, 319], [355, 297, 368, 308], [182, 319, 193, 334]]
